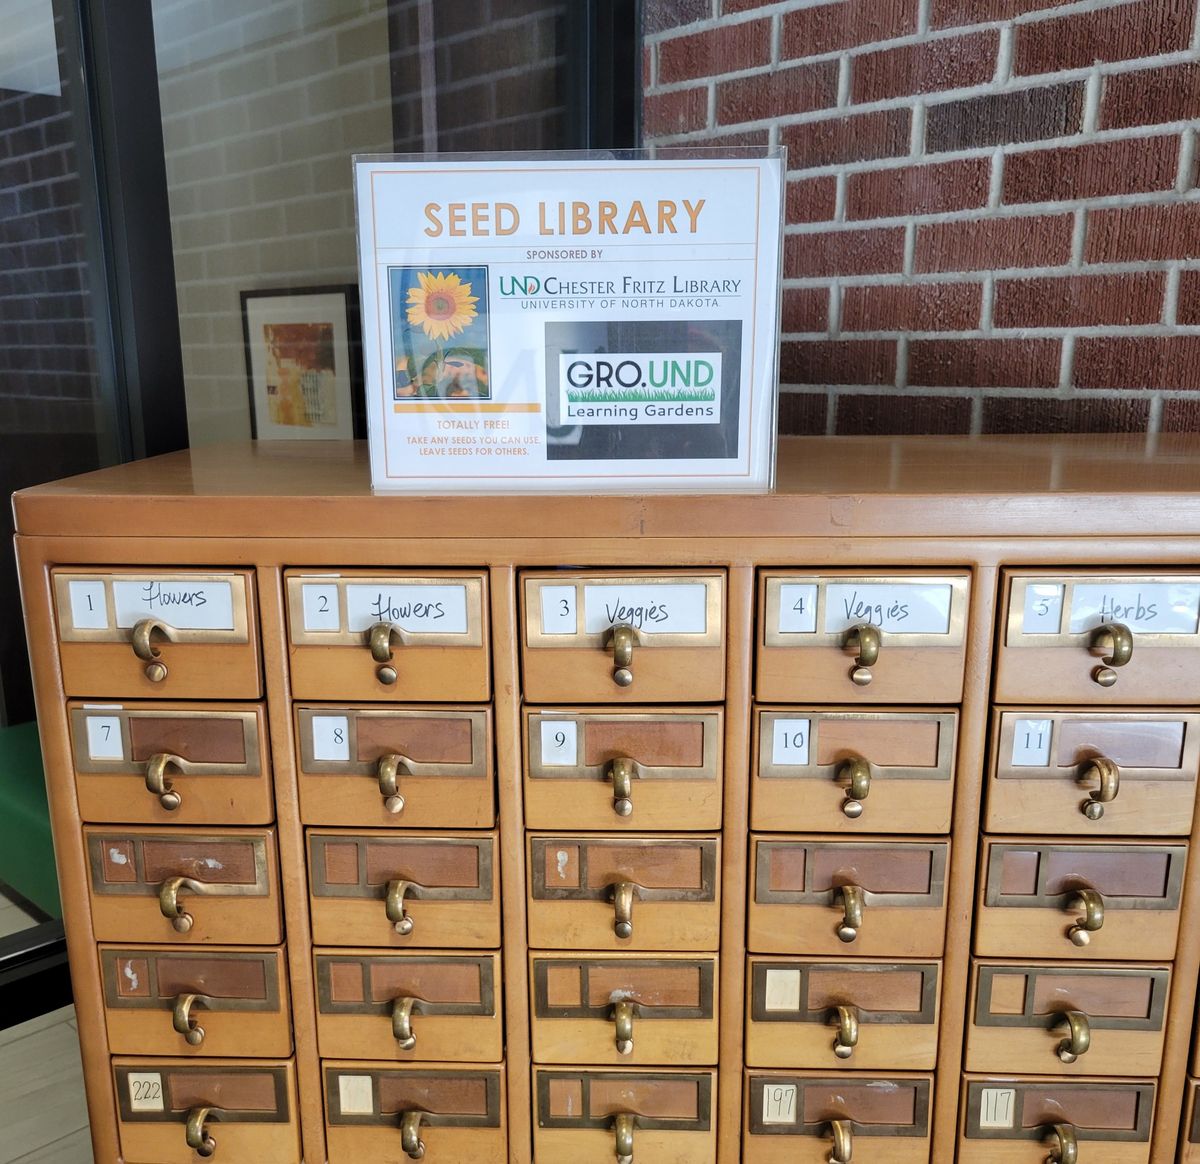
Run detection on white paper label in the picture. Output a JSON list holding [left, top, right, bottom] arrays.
[[68, 580, 108, 629], [311, 715, 351, 762], [345, 584, 469, 634], [762, 968, 802, 1012], [338, 1074, 375, 1116], [1022, 582, 1064, 634], [540, 585, 578, 635], [86, 716, 125, 760], [301, 583, 341, 631], [583, 583, 708, 634], [1069, 582, 1200, 635], [978, 1087, 1016, 1130], [127, 1072, 165, 1113], [776, 584, 818, 633], [824, 583, 953, 635], [761, 1083, 798, 1125], [771, 719, 811, 767], [112, 579, 235, 630], [1011, 718, 1053, 767], [540, 721, 578, 766]]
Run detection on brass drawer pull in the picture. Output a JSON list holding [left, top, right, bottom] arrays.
[[828, 1118, 853, 1164], [172, 992, 210, 1046], [185, 1106, 218, 1158], [391, 995, 422, 1050], [609, 757, 637, 817], [836, 883, 865, 943], [613, 999, 635, 1055], [838, 757, 871, 819], [614, 1112, 636, 1164], [158, 875, 212, 934], [606, 624, 638, 688], [1066, 888, 1104, 947], [1054, 1009, 1091, 1064], [368, 621, 406, 685], [844, 622, 881, 686], [1090, 621, 1133, 687], [386, 879, 420, 936], [144, 753, 185, 811], [378, 753, 411, 815], [832, 1004, 859, 1060], [131, 617, 178, 682], [400, 1109, 425, 1160], [1080, 757, 1120, 821], [1045, 1122, 1078, 1164], [611, 881, 641, 939]]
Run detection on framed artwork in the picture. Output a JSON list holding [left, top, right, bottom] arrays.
[[240, 285, 365, 440]]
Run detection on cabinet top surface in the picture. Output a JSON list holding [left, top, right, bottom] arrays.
[[13, 434, 1200, 540]]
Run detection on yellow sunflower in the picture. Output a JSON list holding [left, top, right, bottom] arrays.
[[406, 271, 479, 341]]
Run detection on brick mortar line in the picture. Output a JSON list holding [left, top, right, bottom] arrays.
[[782, 262, 1200, 285], [778, 384, 1172, 400], [781, 326, 1200, 339]]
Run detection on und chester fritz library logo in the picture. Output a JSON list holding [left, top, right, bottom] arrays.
[[558, 352, 722, 426]]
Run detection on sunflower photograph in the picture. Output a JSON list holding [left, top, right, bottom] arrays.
[[389, 265, 491, 400]]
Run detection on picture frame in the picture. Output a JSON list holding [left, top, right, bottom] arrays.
[[240, 285, 365, 440]]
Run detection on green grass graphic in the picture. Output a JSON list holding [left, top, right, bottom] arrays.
[[565, 387, 716, 403]]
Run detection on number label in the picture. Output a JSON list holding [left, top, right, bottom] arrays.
[[302, 584, 341, 631], [1022, 583, 1065, 634], [762, 1083, 798, 1125], [86, 715, 125, 761], [777, 584, 817, 634], [540, 721, 578, 766], [128, 1072, 165, 1112], [68, 580, 108, 629], [540, 585, 578, 635], [771, 718, 811, 766], [311, 715, 351, 762], [978, 1087, 1016, 1130], [338, 1074, 375, 1115], [1011, 718, 1052, 767]]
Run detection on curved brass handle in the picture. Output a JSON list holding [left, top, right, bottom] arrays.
[[158, 875, 206, 934], [609, 756, 637, 817], [185, 1106, 218, 1158], [836, 883, 865, 943], [1067, 888, 1104, 947], [145, 753, 184, 811], [1054, 1009, 1091, 1064], [612, 881, 639, 939], [1080, 757, 1120, 821], [828, 1118, 853, 1164], [832, 1004, 859, 1060], [386, 879, 418, 936], [131, 618, 176, 682], [839, 757, 871, 819], [172, 992, 209, 1047], [614, 1112, 636, 1164], [392, 996, 421, 1050], [844, 622, 881, 686], [606, 624, 637, 688], [400, 1110, 425, 1160], [1045, 1122, 1078, 1164], [613, 998, 635, 1055], [378, 753, 410, 815], [368, 622, 404, 685], [1090, 621, 1133, 688]]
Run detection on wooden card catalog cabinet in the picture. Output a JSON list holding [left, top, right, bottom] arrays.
[[68, 703, 271, 825], [53, 570, 260, 698], [520, 572, 726, 702], [284, 571, 489, 701], [996, 572, 1200, 705], [1183, 1080, 1200, 1163]]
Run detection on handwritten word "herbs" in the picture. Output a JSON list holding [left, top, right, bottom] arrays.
[[1098, 593, 1158, 624]]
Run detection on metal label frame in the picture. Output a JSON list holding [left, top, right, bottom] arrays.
[[745, 1075, 930, 1137], [532, 957, 715, 1020], [308, 835, 495, 902], [86, 832, 271, 898], [754, 841, 948, 907], [749, 961, 938, 1025], [101, 948, 282, 1012], [115, 1064, 291, 1124], [535, 1070, 713, 1131], [324, 1067, 502, 1127], [315, 953, 496, 1017], [529, 837, 718, 902], [963, 1080, 1154, 1141]]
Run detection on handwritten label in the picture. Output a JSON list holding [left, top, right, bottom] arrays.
[[1011, 718, 1053, 767], [86, 715, 124, 761], [978, 1087, 1016, 1130], [771, 718, 811, 766], [540, 585, 578, 635], [311, 716, 351, 762], [112, 580, 235, 631], [344, 584, 469, 634], [762, 1083, 798, 1125], [824, 583, 953, 635], [68, 580, 108, 629], [1068, 583, 1200, 635], [1022, 583, 1064, 634], [777, 583, 818, 633], [583, 583, 708, 634], [127, 1071, 165, 1113], [762, 968, 802, 1012], [540, 721, 578, 766], [338, 1074, 375, 1116], [301, 584, 340, 631]]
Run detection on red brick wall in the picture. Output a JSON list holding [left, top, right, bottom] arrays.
[[643, 0, 1200, 435]]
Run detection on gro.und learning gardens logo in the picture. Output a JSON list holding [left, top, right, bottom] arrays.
[[557, 352, 723, 426]]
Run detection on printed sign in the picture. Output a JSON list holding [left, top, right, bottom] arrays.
[[354, 154, 783, 492]]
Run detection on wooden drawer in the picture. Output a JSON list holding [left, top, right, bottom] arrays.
[[966, 961, 1169, 1077], [744, 957, 940, 1071], [1183, 1078, 1200, 1162], [325, 1062, 506, 1163], [296, 705, 494, 828], [975, 840, 1188, 961], [996, 571, 1200, 705], [748, 837, 948, 957], [988, 709, 1200, 837], [534, 1067, 715, 1164], [524, 708, 722, 830], [520, 571, 725, 703], [752, 708, 956, 834], [314, 949, 502, 1063], [101, 945, 291, 1058], [743, 1071, 932, 1163], [68, 702, 271, 825], [527, 834, 720, 951], [113, 1057, 298, 1164], [756, 570, 969, 703], [284, 570, 490, 701], [85, 827, 280, 944], [53, 569, 260, 699], [530, 952, 718, 1066], [308, 830, 499, 948], [958, 1077, 1154, 1163]]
